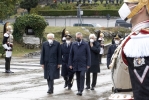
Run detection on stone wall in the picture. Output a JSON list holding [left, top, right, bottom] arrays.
[[23, 35, 40, 49]]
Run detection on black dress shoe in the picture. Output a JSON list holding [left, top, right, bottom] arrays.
[[91, 87, 94, 90], [85, 87, 90, 89], [76, 91, 82, 96], [47, 90, 53, 94], [64, 84, 67, 88], [5, 70, 14, 73], [64, 82, 68, 88], [68, 87, 71, 90]]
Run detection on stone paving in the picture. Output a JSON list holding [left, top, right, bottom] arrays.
[[0, 57, 112, 100]]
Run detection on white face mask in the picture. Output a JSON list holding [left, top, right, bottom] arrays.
[[90, 39, 94, 43], [115, 40, 120, 45], [10, 30, 13, 33], [66, 40, 71, 44], [48, 39, 53, 44], [62, 37, 66, 40], [118, 3, 137, 23]]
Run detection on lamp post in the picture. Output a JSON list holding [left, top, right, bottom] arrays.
[[106, 14, 110, 27], [77, 4, 83, 26]]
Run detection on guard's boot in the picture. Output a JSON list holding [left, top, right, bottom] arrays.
[[5, 57, 9, 72], [5, 57, 13, 73]]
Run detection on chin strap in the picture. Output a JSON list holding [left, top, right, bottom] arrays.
[[127, 0, 148, 19]]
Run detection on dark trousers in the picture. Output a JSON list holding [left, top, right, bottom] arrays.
[[64, 74, 74, 88], [76, 71, 85, 92], [47, 79, 54, 92], [5, 57, 11, 71], [86, 71, 97, 88], [99, 54, 102, 63]]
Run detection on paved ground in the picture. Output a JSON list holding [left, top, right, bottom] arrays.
[[0, 57, 112, 100]]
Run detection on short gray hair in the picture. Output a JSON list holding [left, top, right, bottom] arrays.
[[47, 33, 54, 38], [76, 32, 82, 36], [89, 34, 96, 39]]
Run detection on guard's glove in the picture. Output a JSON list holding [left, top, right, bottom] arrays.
[[2, 44, 11, 50]]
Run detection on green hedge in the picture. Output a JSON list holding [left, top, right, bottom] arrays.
[[13, 14, 47, 43], [38, 9, 119, 16]]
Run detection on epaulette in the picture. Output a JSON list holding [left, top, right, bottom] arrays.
[[4, 33, 9, 37], [123, 29, 149, 57]]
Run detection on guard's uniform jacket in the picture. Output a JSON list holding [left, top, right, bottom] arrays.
[[2, 31, 13, 73], [61, 42, 74, 77], [2, 32, 13, 51], [122, 20, 149, 100], [107, 44, 117, 69], [61, 42, 74, 88]]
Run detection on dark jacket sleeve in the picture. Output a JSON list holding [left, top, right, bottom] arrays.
[[61, 44, 63, 56], [68, 44, 73, 66], [107, 45, 112, 68], [90, 42, 100, 54], [86, 44, 91, 67], [40, 43, 45, 65], [57, 42, 62, 65]]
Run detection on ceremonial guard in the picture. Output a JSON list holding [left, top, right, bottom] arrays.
[[61, 28, 69, 43], [2, 22, 14, 73], [109, 0, 149, 99], [97, 32, 104, 64], [61, 34, 74, 90], [107, 34, 121, 69]]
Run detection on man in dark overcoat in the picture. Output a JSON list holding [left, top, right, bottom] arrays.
[[61, 34, 74, 90], [86, 34, 100, 90], [40, 33, 62, 94], [107, 34, 121, 69], [68, 32, 91, 96]]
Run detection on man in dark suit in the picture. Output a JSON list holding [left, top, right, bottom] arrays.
[[68, 32, 91, 96], [61, 34, 74, 90], [40, 33, 62, 94], [107, 34, 121, 69]]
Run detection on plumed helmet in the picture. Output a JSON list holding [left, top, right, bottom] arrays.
[[100, 32, 104, 37], [6, 25, 12, 31], [124, 0, 149, 20], [65, 31, 69, 34], [114, 34, 121, 39], [3, 22, 10, 34], [65, 34, 72, 39]]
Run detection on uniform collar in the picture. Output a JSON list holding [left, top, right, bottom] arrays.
[[132, 20, 149, 32]]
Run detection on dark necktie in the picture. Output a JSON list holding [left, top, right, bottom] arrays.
[[78, 42, 80, 46]]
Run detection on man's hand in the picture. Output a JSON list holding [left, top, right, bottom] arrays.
[[69, 66, 72, 69], [57, 65, 61, 69], [90, 42, 93, 47], [87, 66, 90, 69], [42, 65, 44, 69]]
